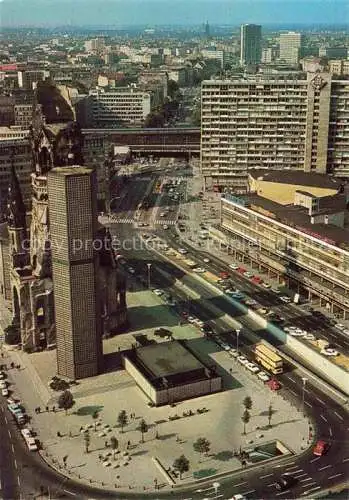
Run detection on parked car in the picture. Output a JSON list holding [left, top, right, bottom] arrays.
[[244, 272, 254, 278], [246, 362, 260, 373], [237, 355, 249, 366], [321, 348, 339, 356], [1, 388, 9, 397], [271, 287, 281, 294], [220, 271, 229, 279], [313, 440, 329, 456], [178, 248, 187, 254], [229, 349, 239, 358], [262, 282, 271, 288], [252, 276, 263, 284], [193, 267, 206, 273], [257, 371, 271, 382], [280, 295, 292, 303], [203, 258, 210, 263], [334, 323, 345, 331], [163, 225, 169, 230], [237, 267, 246, 274], [153, 289, 163, 296], [0, 380, 7, 389], [229, 264, 239, 270], [267, 379, 281, 391]]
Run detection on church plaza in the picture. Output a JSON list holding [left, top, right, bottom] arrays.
[[1, 287, 310, 494]]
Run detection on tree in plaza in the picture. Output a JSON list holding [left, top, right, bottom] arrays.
[[193, 437, 211, 460], [117, 410, 128, 433], [243, 396, 253, 411], [241, 409, 250, 435], [92, 410, 99, 431], [138, 419, 148, 443], [83, 431, 90, 453], [110, 436, 119, 459], [267, 403, 274, 428], [57, 390, 75, 415], [173, 454, 190, 480]]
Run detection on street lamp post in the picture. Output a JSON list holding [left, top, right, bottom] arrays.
[[236, 328, 241, 353], [147, 263, 152, 290], [301, 377, 308, 416], [213, 481, 220, 499]]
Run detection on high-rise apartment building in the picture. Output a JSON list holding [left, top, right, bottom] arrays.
[[200, 72, 349, 190], [240, 24, 262, 66], [48, 166, 103, 380], [279, 32, 303, 65]]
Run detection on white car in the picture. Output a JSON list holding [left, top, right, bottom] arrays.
[[127, 267, 135, 274], [1, 388, 9, 397], [220, 343, 231, 351], [271, 288, 281, 294], [194, 319, 205, 328], [193, 267, 206, 273], [0, 372, 5, 380], [229, 264, 239, 270], [280, 296, 291, 303], [335, 323, 345, 331], [237, 355, 249, 366], [228, 494, 247, 500], [21, 428, 32, 439], [153, 289, 163, 296], [187, 316, 197, 324], [321, 348, 339, 356], [163, 225, 169, 230], [304, 333, 316, 341], [262, 282, 271, 288], [342, 328, 349, 336], [159, 212, 166, 217], [0, 380, 7, 389], [257, 371, 271, 382], [245, 272, 254, 278], [246, 362, 260, 373], [203, 258, 210, 263], [178, 248, 187, 255], [229, 349, 239, 358]]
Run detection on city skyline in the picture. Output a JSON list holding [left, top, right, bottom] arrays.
[[1, 0, 348, 27]]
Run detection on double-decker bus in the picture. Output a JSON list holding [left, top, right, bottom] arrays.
[[254, 343, 283, 375]]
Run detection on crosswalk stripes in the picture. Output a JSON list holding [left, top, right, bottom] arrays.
[[105, 216, 177, 226]]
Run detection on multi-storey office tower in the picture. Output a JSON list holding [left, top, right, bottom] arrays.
[[48, 166, 102, 379], [240, 24, 262, 66], [200, 72, 349, 191], [279, 31, 303, 65]]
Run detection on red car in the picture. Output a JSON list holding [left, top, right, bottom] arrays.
[[237, 267, 246, 274], [220, 271, 229, 279], [313, 440, 329, 456], [252, 276, 263, 284], [267, 379, 281, 391]]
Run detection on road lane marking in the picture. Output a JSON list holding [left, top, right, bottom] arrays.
[[294, 473, 308, 479], [63, 491, 77, 496], [342, 457, 349, 462], [285, 465, 300, 471], [334, 411, 344, 420], [260, 473, 274, 479], [300, 477, 314, 483], [320, 414, 327, 422], [302, 481, 317, 488], [234, 482, 247, 487], [17, 477, 20, 486], [318, 464, 332, 471], [302, 486, 321, 495], [305, 401, 312, 407], [310, 456, 321, 463], [14, 459, 17, 469], [329, 427, 333, 436], [290, 469, 303, 474], [276, 490, 290, 496], [316, 397, 325, 404], [328, 473, 343, 480], [285, 375, 296, 383], [7, 430, 11, 438], [4, 416, 8, 424], [242, 490, 256, 496], [267, 483, 276, 487], [11, 444, 14, 453], [290, 389, 297, 396]]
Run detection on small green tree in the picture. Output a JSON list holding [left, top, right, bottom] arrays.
[[193, 437, 211, 460], [117, 410, 128, 433], [83, 431, 90, 453], [57, 390, 75, 415], [110, 436, 118, 459], [173, 454, 190, 479], [138, 419, 148, 443], [243, 396, 253, 411], [267, 403, 274, 427], [241, 409, 250, 435], [92, 410, 99, 430]]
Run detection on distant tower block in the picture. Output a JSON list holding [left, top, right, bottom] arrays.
[[48, 166, 102, 379]]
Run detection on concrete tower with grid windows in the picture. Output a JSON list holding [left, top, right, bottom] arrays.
[[48, 166, 102, 379]]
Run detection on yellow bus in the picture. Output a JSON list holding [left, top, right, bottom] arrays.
[[254, 343, 283, 375]]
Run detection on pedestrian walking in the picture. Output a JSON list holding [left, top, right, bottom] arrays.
[[38, 406, 41, 413], [52, 406, 56, 412], [105, 440, 108, 448], [46, 406, 49, 412]]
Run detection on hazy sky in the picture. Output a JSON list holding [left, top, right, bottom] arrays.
[[1, 0, 348, 27]]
